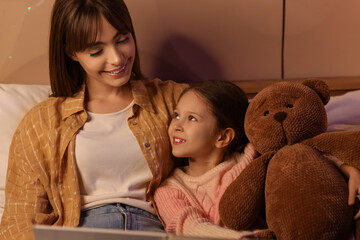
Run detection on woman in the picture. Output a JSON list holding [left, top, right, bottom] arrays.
[[0, 0, 187, 239]]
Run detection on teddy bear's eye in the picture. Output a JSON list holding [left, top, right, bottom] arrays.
[[286, 104, 293, 109], [264, 110, 269, 116]]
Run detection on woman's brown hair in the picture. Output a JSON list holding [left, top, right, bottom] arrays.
[[49, 0, 144, 97]]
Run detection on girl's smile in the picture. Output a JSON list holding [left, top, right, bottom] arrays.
[[173, 137, 186, 144], [168, 90, 221, 162]]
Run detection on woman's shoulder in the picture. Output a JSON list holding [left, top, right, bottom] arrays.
[[138, 78, 188, 96], [143, 78, 188, 87], [131, 78, 188, 111], [23, 96, 65, 117], [16, 96, 73, 131]]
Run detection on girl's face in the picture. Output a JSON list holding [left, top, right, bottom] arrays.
[[71, 15, 135, 93], [168, 90, 221, 161]]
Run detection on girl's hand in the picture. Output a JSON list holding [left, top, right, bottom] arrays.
[[339, 164, 360, 220]]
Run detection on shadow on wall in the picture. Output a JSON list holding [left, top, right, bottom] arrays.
[[2, 54, 49, 85], [150, 35, 225, 83]]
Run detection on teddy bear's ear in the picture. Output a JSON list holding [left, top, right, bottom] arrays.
[[302, 79, 330, 105]]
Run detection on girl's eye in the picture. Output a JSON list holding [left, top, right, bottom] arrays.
[[264, 110, 269, 116], [286, 104, 293, 109], [90, 49, 103, 57], [189, 115, 197, 121], [173, 112, 180, 119]]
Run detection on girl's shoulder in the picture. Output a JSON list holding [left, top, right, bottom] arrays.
[[172, 162, 237, 184], [221, 148, 257, 182]]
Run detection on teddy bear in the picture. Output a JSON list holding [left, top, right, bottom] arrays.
[[219, 79, 360, 239]]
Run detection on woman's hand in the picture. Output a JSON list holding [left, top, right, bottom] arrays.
[[324, 153, 360, 219], [339, 164, 360, 220]]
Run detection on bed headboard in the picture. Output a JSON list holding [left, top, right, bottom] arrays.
[[233, 77, 360, 98], [1, 0, 360, 95]]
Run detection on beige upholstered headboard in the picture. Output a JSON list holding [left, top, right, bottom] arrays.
[[1, 0, 360, 95], [233, 77, 360, 98]]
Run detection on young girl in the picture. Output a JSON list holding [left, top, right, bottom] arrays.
[[154, 80, 360, 240], [0, 0, 187, 239], [154, 80, 258, 239]]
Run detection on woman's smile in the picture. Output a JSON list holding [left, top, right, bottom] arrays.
[[103, 62, 127, 78]]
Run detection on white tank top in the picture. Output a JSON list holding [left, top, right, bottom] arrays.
[[75, 101, 154, 213]]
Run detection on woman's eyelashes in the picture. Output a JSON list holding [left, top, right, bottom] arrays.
[[90, 49, 103, 57], [89, 35, 130, 57], [117, 36, 129, 44]]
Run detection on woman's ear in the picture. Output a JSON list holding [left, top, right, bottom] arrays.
[[215, 128, 235, 149], [66, 49, 78, 62], [70, 55, 79, 61]]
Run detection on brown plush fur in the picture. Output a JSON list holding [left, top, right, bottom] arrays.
[[219, 80, 360, 239]]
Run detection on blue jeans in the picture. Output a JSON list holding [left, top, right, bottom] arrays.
[[78, 203, 164, 232]]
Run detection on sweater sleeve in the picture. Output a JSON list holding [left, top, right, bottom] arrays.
[[154, 185, 256, 240]]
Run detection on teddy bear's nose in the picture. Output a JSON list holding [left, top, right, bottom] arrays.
[[274, 112, 287, 122]]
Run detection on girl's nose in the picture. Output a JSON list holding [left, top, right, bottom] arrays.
[[173, 121, 183, 132], [175, 125, 183, 132]]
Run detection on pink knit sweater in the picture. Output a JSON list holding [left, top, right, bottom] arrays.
[[154, 145, 257, 239]]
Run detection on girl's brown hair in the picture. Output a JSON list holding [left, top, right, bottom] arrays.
[[180, 80, 249, 154], [49, 0, 144, 97]]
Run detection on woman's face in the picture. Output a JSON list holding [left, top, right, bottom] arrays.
[[71, 15, 136, 93]]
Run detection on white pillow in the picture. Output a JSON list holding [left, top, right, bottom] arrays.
[[326, 90, 360, 132], [0, 84, 50, 222]]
